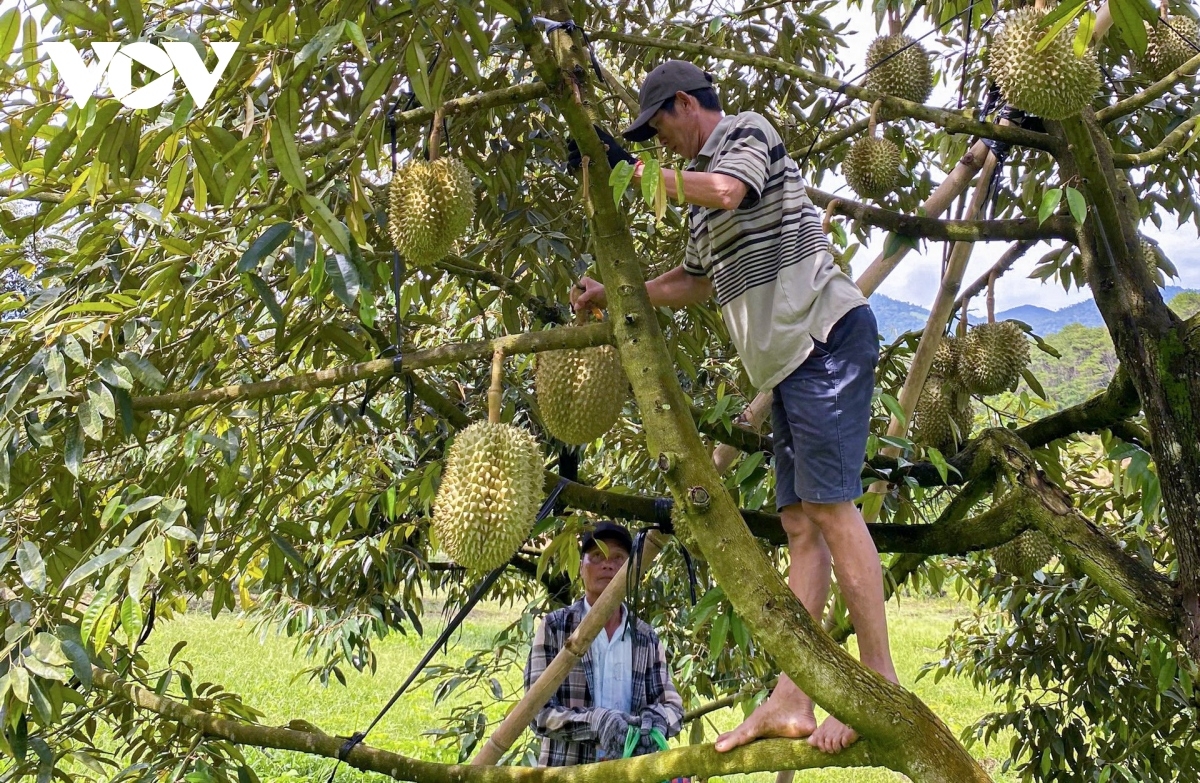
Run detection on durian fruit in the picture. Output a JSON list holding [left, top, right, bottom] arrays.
[[958, 320, 1030, 396], [1139, 15, 1199, 81], [930, 335, 962, 383], [988, 7, 1102, 120], [864, 34, 934, 104], [844, 136, 901, 200], [431, 421, 543, 572], [387, 157, 474, 266], [992, 529, 1056, 576], [913, 378, 974, 453], [535, 345, 628, 445]]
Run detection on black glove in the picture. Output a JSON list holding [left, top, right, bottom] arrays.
[[567, 125, 636, 171]]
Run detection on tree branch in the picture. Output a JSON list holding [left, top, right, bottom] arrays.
[[953, 241, 1039, 313], [1112, 113, 1200, 168], [1097, 51, 1200, 123], [112, 322, 612, 413], [591, 30, 1062, 154], [809, 188, 1075, 242], [91, 667, 880, 782]]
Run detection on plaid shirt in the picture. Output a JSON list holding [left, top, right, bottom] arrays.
[[524, 598, 684, 767]]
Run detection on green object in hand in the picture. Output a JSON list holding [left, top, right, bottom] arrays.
[[621, 725, 670, 758]]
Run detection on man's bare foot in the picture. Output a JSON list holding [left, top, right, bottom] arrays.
[[807, 715, 857, 754], [807, 669, 900, 754], [714, 688, 816, 752]]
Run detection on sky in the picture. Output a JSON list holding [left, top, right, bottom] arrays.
[[806, 3, 1200, 314]]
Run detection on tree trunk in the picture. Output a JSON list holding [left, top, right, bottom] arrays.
[[1057, 111, 1200, 659], [522, 8, 992, 780]]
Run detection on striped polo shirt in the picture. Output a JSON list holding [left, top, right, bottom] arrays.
[[683, 111, 867, 390]]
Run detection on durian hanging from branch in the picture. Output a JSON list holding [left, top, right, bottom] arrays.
[[843, 100, 902, 201], [988, 4, 1102, 120], [864, 10, 934, 104], [1137, 1, 1199, 81], [387, 109, 476, 267], [957, 274, 1031, 396], [535, 307, 629, 445], [431, 349, 544, 573]]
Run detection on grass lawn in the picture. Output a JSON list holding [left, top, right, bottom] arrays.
[[137, 596, 1017, 783]]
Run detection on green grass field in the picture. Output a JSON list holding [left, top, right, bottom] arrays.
[[139, 596, 1017, 782]]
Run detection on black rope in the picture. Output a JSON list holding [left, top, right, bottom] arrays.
[[324, 479, 569, 780]]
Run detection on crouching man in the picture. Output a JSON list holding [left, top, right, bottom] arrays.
[[524, 521, 684, 765]]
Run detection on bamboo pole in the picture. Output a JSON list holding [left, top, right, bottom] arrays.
[[863, 148, 1000, 514]]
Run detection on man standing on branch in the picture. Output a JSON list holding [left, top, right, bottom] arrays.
[[570, 60, 898, 754]]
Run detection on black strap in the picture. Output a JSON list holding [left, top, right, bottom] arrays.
[[651, 497, 698, 607]]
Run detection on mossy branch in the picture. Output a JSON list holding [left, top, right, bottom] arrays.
[[809, 188, 1076, 242], [91, 667, 883, 782], [82, 322, 612, 413], [1097, 50, 1200, 123], [1112, 113, 1200, 168], [591, 30, 1061, 154]]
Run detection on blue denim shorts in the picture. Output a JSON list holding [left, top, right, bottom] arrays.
[[772, 304, 880, 508]]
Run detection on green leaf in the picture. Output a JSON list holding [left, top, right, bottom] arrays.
[[269, 119, 307, 192], [1064, 186, 1087, 225], [17, 541, 46, 594], [926, 447, 951, 484], [59, 639, 92, 689], [120, 595, 143, 645], [1109, 0, 1152, 56], [270, 532, 307, 572], [483, 0, 520, 19], [1035, 2, 1086, 52], [1036, 0, 1088, 30], [1038, 188, 1062, 225], [77, 400, 102, 441], [95, 360, 134, 390], [0, 9, 21, 62], [640, 157, 661, 206], [446, 28, 481, 85], [343, 20, 371, 60], [247, 273, 286, 326], [44, 349, 66, 393], [879, 392, 907, 429], [65, 421, 84, 477], [117, 352, 166, 390], [30, 633, 70, 667], [115, 0, 144, 37], [300, 195, 351, 257], [87, 381, 116, 419], [62, 546, 132, 590], [1022, 367, 1049, 400], [10, 666, 28, 704], [404, 39, 432, 109], [293, 230, 315, 274], [325, 253, 361, 308], [238, 222, 294, 273], [81, 574, 121, 644], [4, 356, 42, 414], [708, 611, 730, 659], [609, 160, 635, 207], [1075, 10, 1096, 56]]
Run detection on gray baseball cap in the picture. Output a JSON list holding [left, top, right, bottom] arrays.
[[621, 60, 715, 142]]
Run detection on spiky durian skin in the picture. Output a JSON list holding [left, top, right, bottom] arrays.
[[988, 7, 1101, 120], [993, 529, 1056, 576], [387, 157, 475, 266], [535, 346, 628, 445], [431, 421, 543, 572], [913, 378, 974, 453], [1139, 16, 1199, 81], [931, 335, 963, 383], [958, 321, 1031, 396], [844, 136, 902, 200], [864, 34, 934, 104]]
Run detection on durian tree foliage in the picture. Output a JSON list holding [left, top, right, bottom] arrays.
[[0, 0, 1199, 781]]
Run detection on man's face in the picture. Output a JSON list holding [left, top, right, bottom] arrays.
[[648, 93, 701, 159], [580, 538, 629, 595]]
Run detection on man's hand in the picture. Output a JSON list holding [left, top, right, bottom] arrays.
[[571, 276, 607, 314], [593, 708, 635, 755], [567, 126, 636, 172]]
